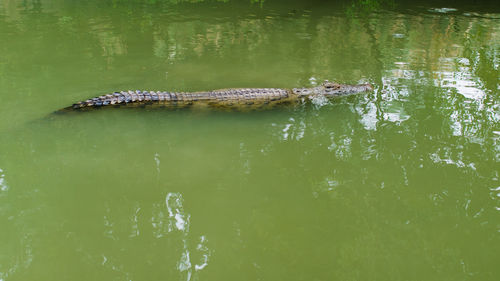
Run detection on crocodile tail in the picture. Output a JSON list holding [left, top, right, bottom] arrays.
[[64, 90, 153, 110]]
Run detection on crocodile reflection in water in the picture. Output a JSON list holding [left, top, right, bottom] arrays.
[[62, 81, 373, 111]]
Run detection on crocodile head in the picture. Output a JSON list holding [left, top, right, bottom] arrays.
[[293, 81, 373, 97], [320, 81, 373, 96]]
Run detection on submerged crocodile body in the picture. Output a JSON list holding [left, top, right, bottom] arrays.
[[64, 81, 373, 111]]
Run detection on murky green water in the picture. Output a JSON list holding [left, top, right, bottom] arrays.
[[1, 0, 499, 280]]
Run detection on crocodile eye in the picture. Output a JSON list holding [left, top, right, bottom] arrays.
[[323, 82, 340, 89]]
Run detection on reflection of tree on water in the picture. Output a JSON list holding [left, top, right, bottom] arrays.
[[164, 192, 211, 281], [0, 168, 9, 193], [1, 1, 497, 82], [98, 192, 211, 281]]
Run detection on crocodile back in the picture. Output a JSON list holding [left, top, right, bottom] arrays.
[[69, 88, 294, 110]]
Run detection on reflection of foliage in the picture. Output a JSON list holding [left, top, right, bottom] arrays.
[[57, 16, 75, 33], [250, 0, 265, 7], [111, 0, 229, 5], [345, 0, 396, 17]]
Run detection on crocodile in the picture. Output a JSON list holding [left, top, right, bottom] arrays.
[[62, 81, 373, 112]]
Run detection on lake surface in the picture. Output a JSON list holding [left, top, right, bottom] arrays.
[[0, 0, 499, 280]]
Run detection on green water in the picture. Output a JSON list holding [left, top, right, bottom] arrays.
[[0, 0, 499, 280]]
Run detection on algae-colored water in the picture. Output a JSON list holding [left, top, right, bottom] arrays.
[[0, 0, 499, 280]]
